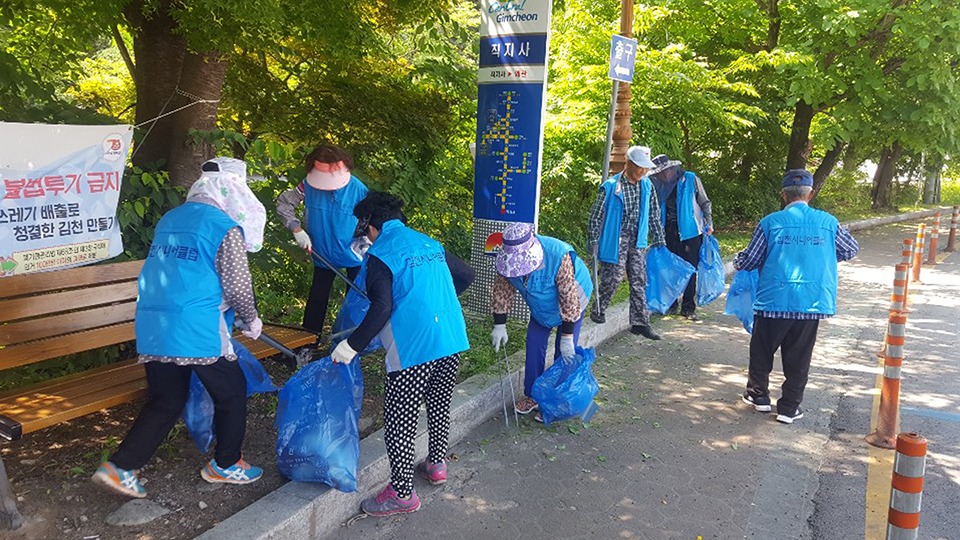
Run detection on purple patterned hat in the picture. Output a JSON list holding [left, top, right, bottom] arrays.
[[495, 223, 544, 278]]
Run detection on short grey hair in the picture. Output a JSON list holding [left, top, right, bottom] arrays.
[[782, 185, 813, 201]]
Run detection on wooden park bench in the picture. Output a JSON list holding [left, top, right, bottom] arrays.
[[0, 260, 314, 529]]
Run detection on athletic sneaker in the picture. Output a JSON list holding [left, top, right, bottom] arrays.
[[741, 392, 772, 413], [776, 407, 804, 424], [416, 461, 447, 485], [91, 462, 146, 498], [515, 397, 538, 415], [200, 457, 263, 485], [361, 484, 421, 516]]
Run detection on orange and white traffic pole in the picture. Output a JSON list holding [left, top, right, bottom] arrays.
[[911, 225, 925, 283], [866, 312, 907, 449], [885, 432, 927, 540], [900, 239, 913, 300], [925, 213, 940, 265], [946, 206, 958, 252], [878, 264, 910, 358]]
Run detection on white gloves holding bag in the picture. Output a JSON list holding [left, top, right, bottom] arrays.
[[491, 324, 508, 352], [332, 339, 358, 365], [292, 228, 312, 251]]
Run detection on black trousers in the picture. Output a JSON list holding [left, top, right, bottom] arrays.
[[746, 316, 820, 415], [665, 224, 702, 314], [111, 358, 247, 470], [303, 265, 360, 335]]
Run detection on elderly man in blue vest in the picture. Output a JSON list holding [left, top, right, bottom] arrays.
[[587, 145, 667, 340], [736, 169, 859, 424], [649, 154, 714, 320]]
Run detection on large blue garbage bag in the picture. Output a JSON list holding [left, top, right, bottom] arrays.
[[696, 235, 725, 306], [646, 246, 696, 314], [275, 356, 363, 492], [531, 347, 599, 426], [724, 269, 759, 333], [329, 265, 383, 355], [183, 339, 278, 453]]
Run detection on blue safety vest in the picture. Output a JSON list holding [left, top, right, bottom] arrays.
[[366, 220, 469, 372], [136, 203, 239, 357], [755, 202, 839, 315], [597, 173, 652, 264], [661, 171, 705, 241], [304, 175, 368, 269], [508, 235, 593, 329]]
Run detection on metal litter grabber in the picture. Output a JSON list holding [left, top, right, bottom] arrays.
[[496, 347, 520, 427], [257, 331, 316, 369], [310, 250, 368, 300]]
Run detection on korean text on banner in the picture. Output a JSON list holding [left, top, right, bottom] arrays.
[[0, 122, 131, 277]]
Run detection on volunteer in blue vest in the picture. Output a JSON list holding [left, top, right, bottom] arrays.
[[649, 154, 714, 320], [490, 223, 593, 418], [330, 191, 474, 516], [736, 169, 859, 424], [92, 158, 267, 498], [587, 145, 667, 340], [276, 144, 369, 340]]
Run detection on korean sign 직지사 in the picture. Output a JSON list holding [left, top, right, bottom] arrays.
[[0, 122, 130, 277]]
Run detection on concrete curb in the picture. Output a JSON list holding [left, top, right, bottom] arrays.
[[194, 205, 945, 540]]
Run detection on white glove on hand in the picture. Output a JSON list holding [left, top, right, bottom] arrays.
[[350, 236, 372, 260], [491, 324, 508, 352], [559, 334, 575, 358], [332, 339, 358, 364], [293, 229, 312, 251], [241, 317, 263, 340]]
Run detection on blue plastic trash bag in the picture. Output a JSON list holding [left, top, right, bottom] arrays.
[[330, 266, 382, 355], [531, 347, 599, 426], [183, 339, 278, 453], [724, 269, 759, 333], [696, 235, 725, 306], [645, 246, 696, 314], [275, 356, 363, 492]]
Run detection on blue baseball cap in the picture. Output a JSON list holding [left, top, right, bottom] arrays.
[[782, 169, 813, 188]]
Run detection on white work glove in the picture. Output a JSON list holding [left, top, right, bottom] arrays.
[[491, 324, 508, 352], [559, 334, 575, 358], [292, 228, 312, 251], [332, 339, 358, 365], [350, 235, 372, 260], [241, 317, 263, 340]]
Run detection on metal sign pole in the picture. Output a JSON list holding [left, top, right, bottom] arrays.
[[595, 79, 619, 313]]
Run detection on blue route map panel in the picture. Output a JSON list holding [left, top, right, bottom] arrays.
[[473, 82, 544, 223]]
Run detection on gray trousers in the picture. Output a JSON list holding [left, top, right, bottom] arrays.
[[597, 232, 650, 326]]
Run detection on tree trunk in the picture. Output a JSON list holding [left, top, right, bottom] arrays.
[[764, 0, 781, 51], [923, 156, 943, 205], [842, 142, 859, 172], [785, 100, 814, 170], [167, 51, 230, 187], [871, 141, 902, 210], [737, 149, 755, 187], [811, 141, 845, 200], [126, 0, 185, 169], [0, 455, 23, 530]]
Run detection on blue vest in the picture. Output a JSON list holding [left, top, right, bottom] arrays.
[[304, 175, 368, 269], [597, 173, 652, 264], [136, 203, 239, 357], [508, 235, 594, 328], [366, 220, 469, 372], [755, 203, 839, 315], [662, 171, 705, 241]]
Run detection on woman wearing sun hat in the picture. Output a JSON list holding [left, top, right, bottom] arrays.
[[275, 144, 369, 339], [490, 223, 594, 417]]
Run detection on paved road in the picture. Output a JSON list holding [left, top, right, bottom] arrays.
[[331, 223, 959, 540]]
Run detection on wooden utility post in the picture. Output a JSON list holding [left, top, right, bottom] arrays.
[[609, 0, 634, 174]]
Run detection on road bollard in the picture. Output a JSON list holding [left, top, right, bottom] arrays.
[[866, 312, 908, 450], [878, 263, 910, 358], [885, 432, 927, 540], [911, 225, 925, 283], [900, 239, 913, 300], [925, 213, 940, 265], [947, 206, 958, 252]]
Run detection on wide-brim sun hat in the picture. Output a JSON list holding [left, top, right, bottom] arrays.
[[626, 145, 656, 169], [649, 154, 682, 176], [495, 223, 544, 278], [306, 160, 351, 190]]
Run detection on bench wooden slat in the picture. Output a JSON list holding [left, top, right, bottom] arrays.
[[0, 302, 136, 347], [16, 381, 149, 435], [0, 281, 138, 324], [235, 326, 316, 358], [0, 260, 143, 299], [0, 363, 144, 417], [0, 322, 135, 370], [0, 360, 143, 403]]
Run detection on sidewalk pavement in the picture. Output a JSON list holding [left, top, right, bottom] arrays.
[[330, 222, 960, 539]]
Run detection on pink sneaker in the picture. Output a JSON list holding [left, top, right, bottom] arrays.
[[360, 484, 421, 516], [416, 461, 447, 485]]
